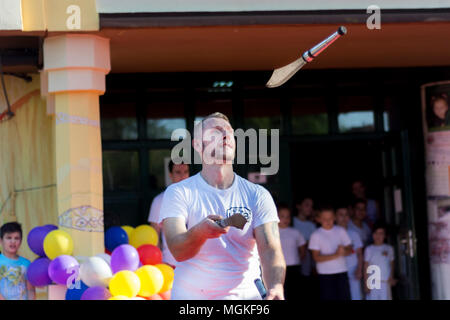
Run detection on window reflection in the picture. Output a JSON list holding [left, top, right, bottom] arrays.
[[100, 99, 138, 140], [338, 96, 375, 133], [149, 149, 172, 189], [147, 101, 186, 139], [243, 98, 281, 131], [103, 151, 139, 191], [291, 97, 328, 135]]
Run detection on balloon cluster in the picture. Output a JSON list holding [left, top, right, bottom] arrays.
[[26, 224, 174, 300]]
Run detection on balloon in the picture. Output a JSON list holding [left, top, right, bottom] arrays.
[[43, 230, 73, 259], [121, 226, 134, 239], [108, 295, 129, 300], [110, 244, 140, 273], [135, 265, 164, 297], [131, 297, 146, 300], [159, 290, 171, 300], [27, 257, 52, 286], [129, 225, 158, 248], [48, 255, 79, 285], [80, 257, 113, 287], [155, 263, 174, 293], [81, 286, 112, 300], [27, 226, 54, 257], [65, 281, 89, 300], [105, 226, 128, 252], [137, 245, 162, 265], [109, 270, 140, 298], [146, 294, 163, 300], [95, 253, 111, 265], [73, 256, 88, 264], [43, 224, 58, 231]]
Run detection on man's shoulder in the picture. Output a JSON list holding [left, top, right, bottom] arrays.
[[18, 256, 31, 266], [165, 174, 199, 193]]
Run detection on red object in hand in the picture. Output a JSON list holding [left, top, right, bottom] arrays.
[[137, 244, 162, 265]]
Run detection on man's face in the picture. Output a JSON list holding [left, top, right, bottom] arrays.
[[354, 202, 367, 221], [169, 164, 190, 183], [0, 232, 21, 255], [319, 210, 335, 229], [299, 198, 313, 217], [278, 208, 291, 228], [352, 181, 365, 198], [199, 117, 236, 164], [372, 228, 386, 245], [336, 208, 350, 226]]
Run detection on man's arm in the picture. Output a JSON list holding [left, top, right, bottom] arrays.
[[27, 281, 36, 300], [254, 222, 286, 300], [298, 244, 306, 261], [163, 216, 229, 262], [363, 261, 370, 293], [311, 246, 345, 263], [355, 248, 363, 279]]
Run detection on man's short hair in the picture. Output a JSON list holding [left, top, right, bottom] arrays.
[[193, 112, 231, 139], [352, 198, 367, 208], [1, 222, 23, 239], [276, 202, 291, 213], [168, 160, 189, 173]]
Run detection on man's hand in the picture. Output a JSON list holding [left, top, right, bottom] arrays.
[[196, 215, 230, 239], [336, 245, 346, 257], [265, 284, 284, 300], [354, 267, 363, 280]]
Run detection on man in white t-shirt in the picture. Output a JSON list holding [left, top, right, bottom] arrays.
[[364, 224, 396, 300], [148, 160, 190, 267], [335, 206, 364, 300], [348, 199, 372, 246], [159, 112, 286, 300], [277, 203, 306, 300], [308, 206, 353, 300]]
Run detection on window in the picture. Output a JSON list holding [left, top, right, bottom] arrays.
[[243, 98, 281, 132], [103, 151, 140, 192], [291, 97, 328, 135], [146, 101, 186, 139], [100, 96, 138, 140], [194, 98, 233, 123], [338, 96, 375, 133], [148, 149, 172, 189]]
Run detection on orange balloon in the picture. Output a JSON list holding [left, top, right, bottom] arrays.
[[146, 294, 163, 300], [159, 290, 171, 300]]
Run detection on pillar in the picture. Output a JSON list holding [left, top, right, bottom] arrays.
[[41, 34, 110, 257]]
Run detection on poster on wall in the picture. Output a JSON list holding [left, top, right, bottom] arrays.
[[421, 81, 450, 299]]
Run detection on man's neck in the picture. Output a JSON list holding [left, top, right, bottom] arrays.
[[352, 218, 363, 227], [201, 164, 234, 189], [297, 212, 307, 221]]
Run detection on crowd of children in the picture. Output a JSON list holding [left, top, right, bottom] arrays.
[[278, 190, 397, 301]]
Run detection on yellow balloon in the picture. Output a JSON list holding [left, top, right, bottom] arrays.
[[135, 265, 164, 297], [109, 271, 141, 298], [129, 225, 158, 248], [108, 295, 130, 300], [155, 263, 174, 293], [121, 226, 134, 239], [43, 230, 73, 260]]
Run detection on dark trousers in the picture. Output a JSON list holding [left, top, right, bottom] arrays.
[[284, 265, 302, 300], [318, 272, 351, 300]]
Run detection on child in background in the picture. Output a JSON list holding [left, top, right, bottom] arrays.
[[0, 222, 35, 300], [278, 203, 306, 300], [309, 206, 353, 300], [364, 224, 397, 300], [335, 206, 364, 300]]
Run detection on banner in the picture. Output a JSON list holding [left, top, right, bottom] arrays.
[[421, 81, 450, 299]]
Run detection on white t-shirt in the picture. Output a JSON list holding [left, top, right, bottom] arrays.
[[292, 217, 317, 276], [345, 229, 363, 270], [308, 226, 352, 275], [158, 172, 279, 300], [364, 244, 394, 281], [348, 219, 372, 245], [148, 191, 177, 266], [279, 227, 306, 266]]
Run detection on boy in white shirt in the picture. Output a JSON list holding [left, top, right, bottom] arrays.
[[348, 198, 372, 246], [364, 224, 397, 300], [309, 206, 353, 300], [278, 203, 306, 300], [335, 205, 364, 300]]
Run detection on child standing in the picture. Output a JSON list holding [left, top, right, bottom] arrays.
[[278, 203, 306, 300], [0, 222, 35, 300], [308, 206, 353, 300], [363, 224, 396, 300], [335, 206, 364, 300]]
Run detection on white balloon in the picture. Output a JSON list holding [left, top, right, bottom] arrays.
[[80, 257, 113, 288], [95, 253, 111, 265]]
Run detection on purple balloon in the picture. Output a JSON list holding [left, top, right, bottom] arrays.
[[80, 286, 112, 300], [27, 226, 51, 257], [43, 224, 58, 232], [110, 244, 139, 274], [48, 255, 79, 285], [27, 257, 52, 287]]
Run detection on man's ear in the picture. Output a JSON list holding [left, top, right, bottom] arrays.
[[192, 138, 202, 155]]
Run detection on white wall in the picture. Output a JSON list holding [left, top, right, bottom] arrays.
[[0, 0, 21, 30], [96, 0, 450, 13]]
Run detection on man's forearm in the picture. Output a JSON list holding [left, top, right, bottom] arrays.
[[260, 247, 286, 290], [167, 224, 207, 262], [314, 252, 339, 262]]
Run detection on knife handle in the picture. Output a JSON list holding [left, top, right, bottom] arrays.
[[302, 26, 347, 63]]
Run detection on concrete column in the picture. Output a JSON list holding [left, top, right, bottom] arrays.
[[41, 34, 110, 257]]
